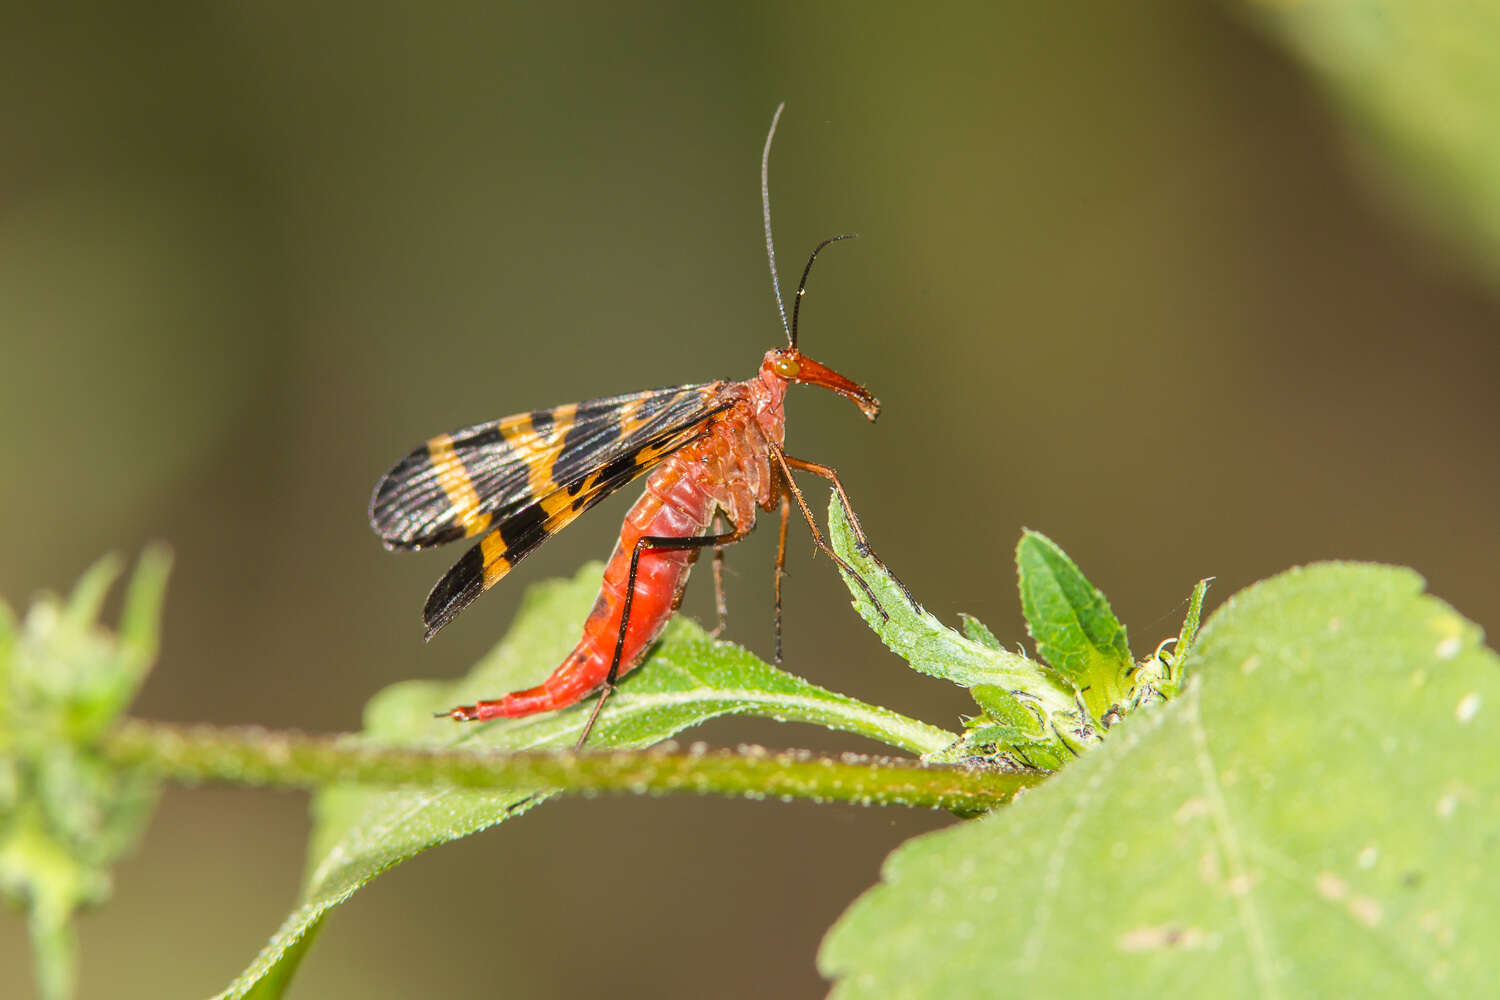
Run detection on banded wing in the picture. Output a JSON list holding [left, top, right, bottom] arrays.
[[369, 383, 722, 550], [420, 428, 696, 638], [367, 383, 728, 638]]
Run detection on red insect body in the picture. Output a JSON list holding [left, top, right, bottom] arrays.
[[372, 109, 882, 740], [446, 352, 808, 721]]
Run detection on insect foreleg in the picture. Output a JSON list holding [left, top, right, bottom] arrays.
[[767, 447, 888, 621], [780, 454, 874, 551], [575, 527, 744, 750]]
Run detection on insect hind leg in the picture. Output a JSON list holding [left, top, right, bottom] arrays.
[[575, 527, 744, 750]]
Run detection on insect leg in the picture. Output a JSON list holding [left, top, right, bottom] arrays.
[[709, 513, 729, 639], [767, 447, 887, 619], [780, 454, 874, 551], [774, 488, 790, 665], [575, 528, 744, 750]]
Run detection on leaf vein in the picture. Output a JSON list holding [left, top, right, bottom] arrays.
[[1186, 683, 1279, 998], [1016, 694, 1171, 973]]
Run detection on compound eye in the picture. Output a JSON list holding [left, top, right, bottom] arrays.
[[771, 354, 801, 379]]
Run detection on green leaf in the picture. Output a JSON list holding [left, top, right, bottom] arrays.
[[58, 554, 123, 632], [958, 613, 1001, 650], [1, 551, 168, 1000], [829, 498, 1059, 695], [1016, 530, 1133, 720], [1125, 577, 1211, 711], [117, 545, 172, 674], [221, 562, 954, 999], [1251, 3, 1500, 282], [828, 497, 1100, 768], [821, 563, 1500, 997], [1174, 577, 1208, 664]]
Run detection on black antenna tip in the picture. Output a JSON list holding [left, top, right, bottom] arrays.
[[789, 234, 859, 348]]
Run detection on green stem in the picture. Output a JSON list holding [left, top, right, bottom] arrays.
[[102, 720, 1041, 812], [669, 689, 955, 757], [29, 899, 76, 1000]]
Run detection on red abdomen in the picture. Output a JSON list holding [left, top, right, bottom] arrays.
[[453, 449, 720, 721]]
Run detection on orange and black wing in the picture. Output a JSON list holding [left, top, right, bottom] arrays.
[[368, 383, 727, 637]]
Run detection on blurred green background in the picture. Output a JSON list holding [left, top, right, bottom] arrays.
[[3, 2, 1496, 997]]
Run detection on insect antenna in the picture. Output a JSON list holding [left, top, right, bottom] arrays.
[[761, 102, 792, 343], [760, 104, 859, 350], [790, 233, 857, 349]]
